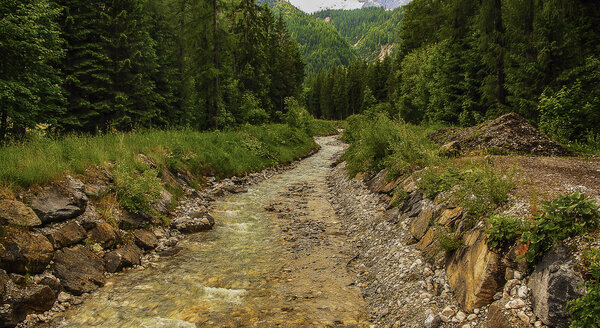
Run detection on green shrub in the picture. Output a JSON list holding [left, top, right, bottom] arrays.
[[437, 230, 463, 252], [343, 113, 402, 176], [485, 214, 525, 250], [241, 92, 270, 125], [522, 192, 600, 264], [568, 248, 600, 328], [384, 123, 440, 177], [455, 164, 515, 221], [284, 97, 313, 132], [416, 165, 462, 199], [113, 163, 166, 214]]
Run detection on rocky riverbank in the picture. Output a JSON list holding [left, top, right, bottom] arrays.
[[326, 144, 592, 328], [1, 147, 318, 328]]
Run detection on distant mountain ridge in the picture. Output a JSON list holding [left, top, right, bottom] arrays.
[[258, 0, 412, 13]]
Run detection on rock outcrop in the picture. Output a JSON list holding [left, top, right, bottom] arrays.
[[52, 245, 105, 295], [528, 245, 585, 328], [86, 221, 121, 249], [446, 227, 505, 312]]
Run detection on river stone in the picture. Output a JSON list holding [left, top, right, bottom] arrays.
[[29, 178, 88, 223], [104, 242, 143, 273], [46, 221, 86, 249], [446, 227, 505, 312], [33, 272, 62, 296], [0, 199, 41, 227], [528, 244, 584, 328], [133, 229, 158, 250], [171, 211, 215, 233], [0, 269, 56, 327], [86, 221, 121, 249], [52, 245, 105, 295], [0, 229, 54, 274]]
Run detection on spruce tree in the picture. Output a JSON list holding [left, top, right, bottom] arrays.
[[0, 0, 64, 140]]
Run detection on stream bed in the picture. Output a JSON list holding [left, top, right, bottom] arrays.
[[48, 136, 369, 328]]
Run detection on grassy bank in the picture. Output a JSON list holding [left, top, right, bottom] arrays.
[[0, 121, 337, 190]]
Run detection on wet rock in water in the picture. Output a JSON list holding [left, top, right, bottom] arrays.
[[0, 269, 56, 327], [133, 229, 159, 250], [528, 244, 584, 328], [46, 221, 87, 249], [104, 242, 143, 273], [52, 245, 105, 295], [86, 221, 121, 249], [29, 177, 88, 223], [446, 227, 505, 312], [170, 211, 215, 233], [0, 199, 41, 227], [0, 229, 54, 274]]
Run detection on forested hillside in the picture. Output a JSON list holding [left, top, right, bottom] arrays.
[[307, 0, 600, 146], [313, 7, 402, 60], [271, 1, 357, 72], [0, 0, 304, 141]]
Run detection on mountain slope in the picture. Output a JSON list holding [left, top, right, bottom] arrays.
[[272, 1, 357, 72]]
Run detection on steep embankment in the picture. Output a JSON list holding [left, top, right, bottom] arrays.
[[337, 113, 600, 328]]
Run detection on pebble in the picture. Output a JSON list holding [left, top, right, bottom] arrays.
[[441, 306, 455, 317], [534, 321, 543, 327], [455, 311, 467, 322], [518, 285, 529, 299], [505, 299, 526, 309], [467, 313, 477, 321], [517, 311, 530, 323]]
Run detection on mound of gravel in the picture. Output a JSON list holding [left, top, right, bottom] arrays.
[[430, 113, 574, 157]]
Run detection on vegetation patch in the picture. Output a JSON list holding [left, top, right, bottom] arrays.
[[568, 248, 600, 328]]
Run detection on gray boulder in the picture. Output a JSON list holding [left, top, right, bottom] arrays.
[[29, 178, 88, 223], [528, 244, 585, 328], [52, 245, 105, 295]]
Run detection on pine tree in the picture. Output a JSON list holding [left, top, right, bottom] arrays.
[[0, 0, 64, 140]]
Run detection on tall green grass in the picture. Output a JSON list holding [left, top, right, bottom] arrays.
[[0, 124, 325, 190]]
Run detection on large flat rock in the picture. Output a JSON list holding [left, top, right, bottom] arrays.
[[52, 245, 105, 295]]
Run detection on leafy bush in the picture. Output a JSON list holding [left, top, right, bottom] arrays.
[[485, 214, 525, 250], [454, 164, 515, 221], [522, 192, 600, 264], [437, 230, 463, 252], [416, 165, 462, 199], [284, 97, 313, 132], [343, 113, 402, 176], [113, 163, 163, 214], [384, 123, 440, 177], [568, 248, 600, 328], [241, 92, 270, 125]]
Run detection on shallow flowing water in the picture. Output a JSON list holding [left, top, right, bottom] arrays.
[[50, 136, 364, 327]]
